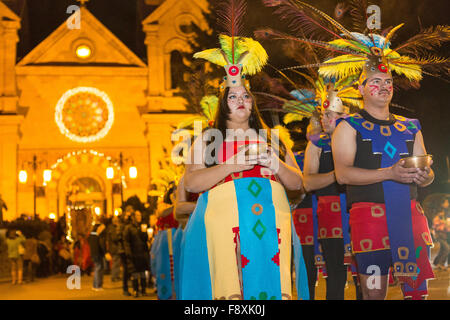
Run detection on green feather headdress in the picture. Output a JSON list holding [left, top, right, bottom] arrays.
[[258, 1, 450, 85], [193, 0, 268, 91]]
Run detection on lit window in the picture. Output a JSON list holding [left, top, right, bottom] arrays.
[[76, 45, 92, 59]]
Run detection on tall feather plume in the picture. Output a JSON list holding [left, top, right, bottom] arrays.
[[216, 0, 247, 64], [270, 0, 340, 40], [348, 0, 369, 33], [383, 23, 404, 49], [262, 0, 282, 7], [254, 28, 364, 57], [393, 25, 450, 56], [287, 0, 367, 46]]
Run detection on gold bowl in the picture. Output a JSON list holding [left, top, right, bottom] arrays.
[[245, 143, 269, 156], [402, 154, 432, 169]]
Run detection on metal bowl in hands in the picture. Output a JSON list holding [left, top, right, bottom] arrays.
[[402, 154, 432, 169], [245, 143, 269, 156]]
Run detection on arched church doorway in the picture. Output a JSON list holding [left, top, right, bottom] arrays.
[[66, 176, 105, 240], [46, 150, 122, 241]]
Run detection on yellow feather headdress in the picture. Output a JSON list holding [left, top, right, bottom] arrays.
[[258, 1, 450, 85], [193, 0, 268, 92]]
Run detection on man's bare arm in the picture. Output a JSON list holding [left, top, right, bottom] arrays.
[[303, 141, 336, 192]]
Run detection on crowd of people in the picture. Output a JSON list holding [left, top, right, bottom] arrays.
[[1, 206, 162, 298], [2, 215, 71, 285]]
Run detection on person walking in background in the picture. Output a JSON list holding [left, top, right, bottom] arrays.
[[120, 205, 134, 296], [23, 232, 39, 282], [55, 235, 72, 274], [36, 238, 50, 278], [6, 229, 26, 285], [123, 210, 150, 298], [88, 222, 107, 291], [106, 216, 122, 282]]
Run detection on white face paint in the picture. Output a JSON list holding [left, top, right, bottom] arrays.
[[227, 86, 253, 121]]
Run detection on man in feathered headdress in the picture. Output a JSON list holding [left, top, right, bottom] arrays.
[[301, 82, 358, 300], [332, 50, 435, 300], [258, 0, 448, 300]]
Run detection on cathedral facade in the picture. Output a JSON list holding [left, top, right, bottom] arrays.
[[0, 0, 207, 221]]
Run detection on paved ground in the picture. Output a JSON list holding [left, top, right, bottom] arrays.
[[0, 274, 158, 300], [0, 247, 448, 300], [1, 268, 447, 300]]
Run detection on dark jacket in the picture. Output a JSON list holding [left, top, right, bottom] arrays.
[[106, 223, 122, 255], [123, 223, 149, 273], [87, 224, 106, 261]]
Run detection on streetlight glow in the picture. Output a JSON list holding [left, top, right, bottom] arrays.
[[43, 169, 52, 182], [129, 166, 137, 179], [19, 170, 28, 183], [106, 167, 114, 179]]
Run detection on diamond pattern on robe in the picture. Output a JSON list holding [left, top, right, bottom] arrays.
[[383, 141, 397, 159], [252, 219, 266, 240], [247, 180, 262, 198]]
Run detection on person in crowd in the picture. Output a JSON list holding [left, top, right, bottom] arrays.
[[38, 226, 54, 276], [36, 238, 50, 278], [123, 210, 150, 298], [88, 222, 107, 291], [23, 232, 39, 282], [120, 205, 134, 296], [6, 229, 26, 284], [106, 215, 122, 282], [54, 235, 72, 274]]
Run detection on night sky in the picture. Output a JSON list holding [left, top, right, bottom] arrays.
[[5, 0, 450, 199]]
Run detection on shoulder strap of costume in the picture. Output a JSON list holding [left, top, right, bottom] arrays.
[[309, 132, 331, 151], [337, 113, 364, 132], [294, 151, 305, 171], [392, 114, 421, 134]]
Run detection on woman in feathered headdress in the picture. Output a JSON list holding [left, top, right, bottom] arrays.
[[179, 0, 309, 300]]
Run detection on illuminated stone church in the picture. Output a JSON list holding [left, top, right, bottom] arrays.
[[0, 0, 208, 221]]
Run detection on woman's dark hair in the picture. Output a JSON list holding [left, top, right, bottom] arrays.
[[205, 86, 286, 167]]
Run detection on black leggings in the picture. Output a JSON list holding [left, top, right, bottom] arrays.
[[301, 245, 318, 300], [120, 253, 128, 292], [319, 238, 347, 300]]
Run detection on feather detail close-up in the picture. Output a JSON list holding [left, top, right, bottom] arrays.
[[216, 0, 247, 64]]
